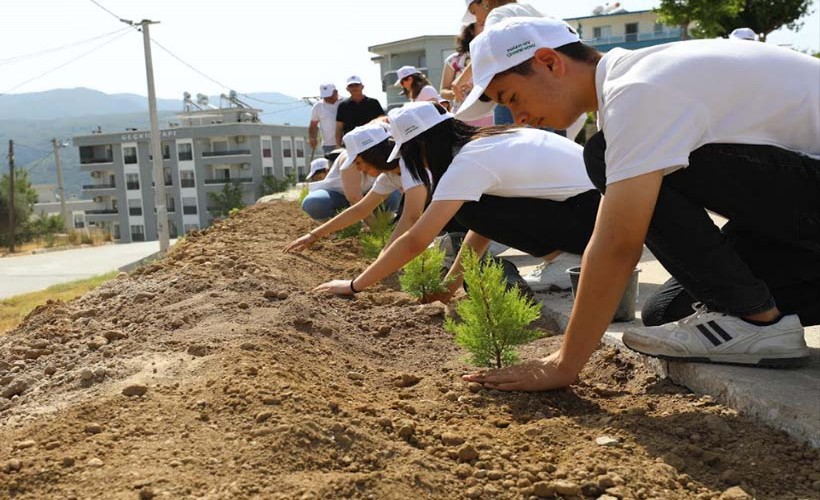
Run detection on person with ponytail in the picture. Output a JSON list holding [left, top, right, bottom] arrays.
[[284, 123, 428, 254], [313, 101, 599, 299]]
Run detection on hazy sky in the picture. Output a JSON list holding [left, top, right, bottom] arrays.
[[2, 0, 818, 103]]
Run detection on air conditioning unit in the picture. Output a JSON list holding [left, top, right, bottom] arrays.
[[93, 196, 103, 203], [236, 135, 246, 143], [90, 171, 101, 178], [240, 163, 250, 170]]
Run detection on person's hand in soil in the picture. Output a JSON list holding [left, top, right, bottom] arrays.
[[313, 279, 356, 296], [283, 233, 318, 253], [462, 351, 579, 391]]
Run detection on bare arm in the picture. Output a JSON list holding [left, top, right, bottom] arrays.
[[557, 171, 663, 372], [440, 63, 457, 103], [308, 120, 319, 149], [313, 200, 464, 294], [381, 184, 427, 251], [340, 166, 365, 205], [282, 190, 384, 253], [335, 121, 344, 148], [451, 62, 473, 101]]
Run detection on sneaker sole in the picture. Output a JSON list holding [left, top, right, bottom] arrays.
[[624, 344, 811, 368]]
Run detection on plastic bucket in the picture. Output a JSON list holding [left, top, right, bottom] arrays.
[[566, 266, 640, 323]]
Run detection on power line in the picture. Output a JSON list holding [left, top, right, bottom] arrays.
[[13, 142, 52, 155], [0, 28, 130, 67], [0, 29, 133, 97], [148, 38, 233, 91], [88, 0, 130, 23], [21, 151, 55, 174], [259, 102, 311, 116]]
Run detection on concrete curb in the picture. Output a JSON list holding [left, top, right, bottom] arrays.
[[534, 291, 820, 448]]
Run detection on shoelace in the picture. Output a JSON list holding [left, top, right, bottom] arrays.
[[526, 262, 548, 277], [680, 302, 726, 327]]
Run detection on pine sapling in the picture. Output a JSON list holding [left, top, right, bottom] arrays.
[[359, 209, 395, 259], [399, 246, 452, 300], [445, 249, 541, 368]]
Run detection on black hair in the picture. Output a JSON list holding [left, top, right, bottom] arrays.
[[400, 104, 518, 194], [357, 137, 400, 171], [324, 149, 343, 164], [400, 73, 435, 100], [478, 41, 602, 103]]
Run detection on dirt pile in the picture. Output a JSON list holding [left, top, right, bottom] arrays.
[[0, 201, 818, 499]]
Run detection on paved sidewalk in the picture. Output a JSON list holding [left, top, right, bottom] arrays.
[[0, 241, 174, 299], [502, 248, 820, 447]]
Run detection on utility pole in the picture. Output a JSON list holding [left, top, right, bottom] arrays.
[[7, 140, 15, 253], [52, 138, 71, 232], [126, 19, 169, 253]]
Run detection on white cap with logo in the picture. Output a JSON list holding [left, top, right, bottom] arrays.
[[346, 75, 363, 86], [340, 123, 390, 169], [462, 0, 478, 23], [319, 83, 336, 98], [729, 27, 756, 40], [394, 66, 420, 86], [456, 17, 580, 122], [305, 158, 330, 181], [387, 102, 454, 162]]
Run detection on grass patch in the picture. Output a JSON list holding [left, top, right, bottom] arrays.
[[0, 272, 118, 335]]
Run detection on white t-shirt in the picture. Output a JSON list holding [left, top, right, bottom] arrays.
[[597, 39, 820, 185], [371, 159, 428, 195], [432, 129, 594, 202], [485, 3, 544, 27], [310, 100, 341, 147], [309, 150, 375, 193], [414, 85, 443, 103]]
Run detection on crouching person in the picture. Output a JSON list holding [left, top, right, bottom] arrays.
[[313, 102, 599, 301]]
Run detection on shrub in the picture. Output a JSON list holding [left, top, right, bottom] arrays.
[[359, 209, 395, 259], [445, 249, 541, 368], [298, 184, 309, 204], [336, 222, 362, 239], [399, 246, 451, 300]]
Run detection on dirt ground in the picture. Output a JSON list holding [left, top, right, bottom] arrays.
[[1, 201, 818, 500]]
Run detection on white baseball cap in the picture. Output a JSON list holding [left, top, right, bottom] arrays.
[[346, 75, 363, 86], [305, 158, 329, 181], [729, 27, 756, 40], [340, 123, 390, 169], [456, 17, 581, 122], [394, 66, 419, 86], [462, 0, 479, 23], [387, 102, 454, 162], [319, 83, 336, 98]]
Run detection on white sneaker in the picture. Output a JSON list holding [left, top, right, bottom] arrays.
[[523, 253, 582, 291], [623, 305, 810, 367]]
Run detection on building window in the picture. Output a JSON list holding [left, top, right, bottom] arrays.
[[625, 22, 639, 42], [123, 146, 138, 164], [283, 139, 292, 158], [178, 143, 193, 161], [80, 145, 113, 164], [162, 143, 171, 160], [262, 139, 272, 158], [211, 140, 228, 153], [593, 25, 612, 39], [126, 173, 140, 190], [180, 170, 195, 188], [296, 139, 305, 158], [166, 195, 176, 213], [131, 224, 145, 242], [164, 167, 172, 186], [263, 166, 273, 177], [184, 223, 199, 233], [183, 197, 197, 215], [168, 221, 178, 239], [113, 223, 120, 240], [128, 199, 142, 216]]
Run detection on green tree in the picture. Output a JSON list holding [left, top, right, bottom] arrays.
[[259, 174, 295, 197], [717, 0, 814, 41], [400, 246, 451, 300], [656, 0, 744, 39], [0, 169, 38, 246], [359, 209, 395, 259], [207, 181, 245, 218], [445, 250, 541, 369]]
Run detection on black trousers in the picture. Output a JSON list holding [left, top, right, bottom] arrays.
[[584, 132, 820, 326], [453, 190, 600, 258]]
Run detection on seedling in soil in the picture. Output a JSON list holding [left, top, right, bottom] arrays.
[[359, 209, 395, 259], [399, 246, 452, 300], [446, 249, 541, 369]]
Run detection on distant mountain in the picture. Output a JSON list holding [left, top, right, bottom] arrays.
[[0, 88, 312, 200], [0, 87, 312, 125]]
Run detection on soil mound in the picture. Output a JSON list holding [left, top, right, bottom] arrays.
[[0, 201, 817, 499]]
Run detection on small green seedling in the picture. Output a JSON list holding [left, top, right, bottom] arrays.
[[359, 209, 395, 259], [400, 246, 451, 300], [297, 184, 309, 204], [446, 249, 541, 369]]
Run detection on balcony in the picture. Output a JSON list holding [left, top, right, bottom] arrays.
[[80, 157, 114, 165], [86, 209, 119, 216], [127, 182, 140, 190], [183, 206, 198, 215], [204, 177, 252, 185], [202, 149, 251, 158], [180, 179, 196, 188], [83, 183, 117, 190], [178, 152, 193, 162], [587, 28, 683, 49], [129, 207, 143, 216]]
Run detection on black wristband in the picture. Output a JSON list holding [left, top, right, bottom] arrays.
[[349, 278, 360, 294]]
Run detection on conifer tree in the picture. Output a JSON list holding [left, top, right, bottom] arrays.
[[446, 250, 541, 368], [399, 246, 450, 300]]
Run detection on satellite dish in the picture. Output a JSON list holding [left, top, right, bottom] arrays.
[[183, 91, 191, 99], [196, 93, 209, 106]]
